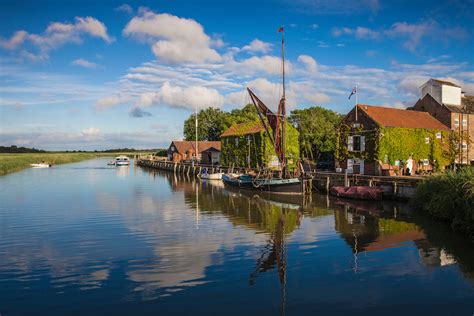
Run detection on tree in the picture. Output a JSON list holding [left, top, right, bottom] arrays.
[[183, 104, 259, 141], [183, 107, 231, 141], [289, 107, 342, 162]]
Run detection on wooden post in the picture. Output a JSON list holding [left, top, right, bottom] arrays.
[[344, 170, 349, 187], [326, 176, 330, 192]]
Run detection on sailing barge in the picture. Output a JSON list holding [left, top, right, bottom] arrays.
[[222, 27, 305, 195]]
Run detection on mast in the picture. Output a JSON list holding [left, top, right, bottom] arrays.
[[195, 105, 198, 162], [280, 27, 286, 175]]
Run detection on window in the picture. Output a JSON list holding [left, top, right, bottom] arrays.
[[235, 137, 239, 146], [348, 135, 365, 152], [436, 133, 442, 139], [422, 159, 429, 166], [425, 137, 430, 144], [454, 118, 459, 127], [462, 119, 467, 127], [462, 142, 468, 151]]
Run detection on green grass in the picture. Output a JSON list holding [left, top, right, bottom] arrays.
[[0, 152, 144, 176], [412, 167, 474, 240]]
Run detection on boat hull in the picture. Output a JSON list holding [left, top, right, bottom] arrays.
[[222, 174, 254, 189], [330, 186, 384, 201], [115, 162, 130, 166], [30, 163, 51, 168], [200, 173, 223, 180], [256, 178, 303, 195]]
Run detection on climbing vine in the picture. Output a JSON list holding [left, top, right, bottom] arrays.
[[221, 120, 299, 169]]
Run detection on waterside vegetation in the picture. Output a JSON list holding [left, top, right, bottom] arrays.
[[412, 167, 474, 240]]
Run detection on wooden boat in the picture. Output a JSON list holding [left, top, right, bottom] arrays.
[[330, 186, 384, 201], [222, 174, 254, 189], [238, 28, 302, 195], [30, 163, 51, 168]]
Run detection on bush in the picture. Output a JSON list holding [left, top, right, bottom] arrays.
[[412, 167, 474, 239]]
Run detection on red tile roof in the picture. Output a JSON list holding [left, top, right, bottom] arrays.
[[170, 141, 221, 154], [357, 104, 450, 130], [220, 120, 265, 137]]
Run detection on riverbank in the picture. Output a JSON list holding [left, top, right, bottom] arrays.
[[0, 153, 101, 175], [1, 153, 143, 176], [412, 167, 474, 240]]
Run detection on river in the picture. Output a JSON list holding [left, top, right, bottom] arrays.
[[1, 158, 473, 315]]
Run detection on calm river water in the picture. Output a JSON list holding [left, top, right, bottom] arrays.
[[1, 158, 474, 315]]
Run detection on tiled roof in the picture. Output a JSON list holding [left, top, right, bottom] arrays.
[[221, 120, 265, 137], [170, 141, 221, 154], [357, 104, 450, 130]]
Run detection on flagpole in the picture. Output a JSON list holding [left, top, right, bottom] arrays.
[[355, 85, 358, 122]]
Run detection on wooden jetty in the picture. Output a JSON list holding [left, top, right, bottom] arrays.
[[135, 157, 423, 200]]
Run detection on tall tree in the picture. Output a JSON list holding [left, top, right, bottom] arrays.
[[289, 107, 342, 161], [183, 104, 258, 141]]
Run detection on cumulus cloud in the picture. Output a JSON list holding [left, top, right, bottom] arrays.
[[242, 39, 273, 53], [123, 10, 221, 63], [136, 81, 225, 110], [226, 55, 290, 76], [71, 58, 100, 69], [0, 16, 113, 61], [298, 55, 317, 73]]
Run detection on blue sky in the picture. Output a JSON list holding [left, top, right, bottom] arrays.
[[1, 0, 473, 150]]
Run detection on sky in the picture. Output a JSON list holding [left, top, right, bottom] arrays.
[[0, 0, 473, 150]]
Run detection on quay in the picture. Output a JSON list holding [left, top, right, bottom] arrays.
[[135, 157, 423, 200]]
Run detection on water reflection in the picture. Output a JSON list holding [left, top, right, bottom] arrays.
[[1, 159, 474, 315]]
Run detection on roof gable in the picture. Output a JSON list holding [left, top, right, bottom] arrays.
[[357, 104, 450, 130], [170, 141, 221, 154]]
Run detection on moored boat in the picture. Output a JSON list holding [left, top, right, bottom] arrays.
[[198, 168, 223, 180], [222, 174, 254, 189], [114, 155, 130, 166], [30, 163, 51, 168]]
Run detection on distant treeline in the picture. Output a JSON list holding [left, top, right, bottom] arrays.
[[1, 145, 166, 154], [0, 146, 46, 153]]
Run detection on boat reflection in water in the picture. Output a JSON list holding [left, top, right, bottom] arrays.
[[2, 159, 474, 315]]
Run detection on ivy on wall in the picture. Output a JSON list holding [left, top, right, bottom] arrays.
[[221, 120, 299, 169], [336, 124, 454, 170]]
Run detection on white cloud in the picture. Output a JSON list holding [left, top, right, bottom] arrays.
[[71, 58, 100, 69], [136, 81, 225, 110], [81, 127, 101, 137], [242, 39, 273, 53], [227, 55, 290, 76], [95, 94, 129, 109], [123, 10, 220, 63], [115, 4, 133, 14], [0, 16, 113, 61], [298, 55, 317, 73]]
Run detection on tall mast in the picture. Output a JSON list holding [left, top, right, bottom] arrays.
[[280, 27, 286, 174], [195, 105, 198, 161]]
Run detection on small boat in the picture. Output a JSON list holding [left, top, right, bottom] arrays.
[[254, 177, 303, 194], [330, 186, 384, 201], [114, 155, 130, 166], [107, 160, 115, 165], [30, 163, 51, 168], [222, 174, 254, 189], [199, 168, 224, 180]]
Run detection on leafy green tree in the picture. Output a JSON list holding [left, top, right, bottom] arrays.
[[183, 104, 258, 141], [289, 107, 342, 161]]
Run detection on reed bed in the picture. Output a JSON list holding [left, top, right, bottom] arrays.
[[0, 153, 103, 175], [412, 167, 474, 240]]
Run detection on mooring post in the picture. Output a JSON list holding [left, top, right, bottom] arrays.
[[344, 170, 349, 187], [326, 176, 330, 192], [174, 162, 177, 173]]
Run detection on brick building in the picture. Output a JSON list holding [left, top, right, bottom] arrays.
[[411, 79, 474, 165], [336, 104, 450, 176], [167, 141, 221, 163]]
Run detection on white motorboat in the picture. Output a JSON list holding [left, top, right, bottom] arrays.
[[199, 168, 223, 180], [30, 163, 51, 168], [114, 155, 130, 166]]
